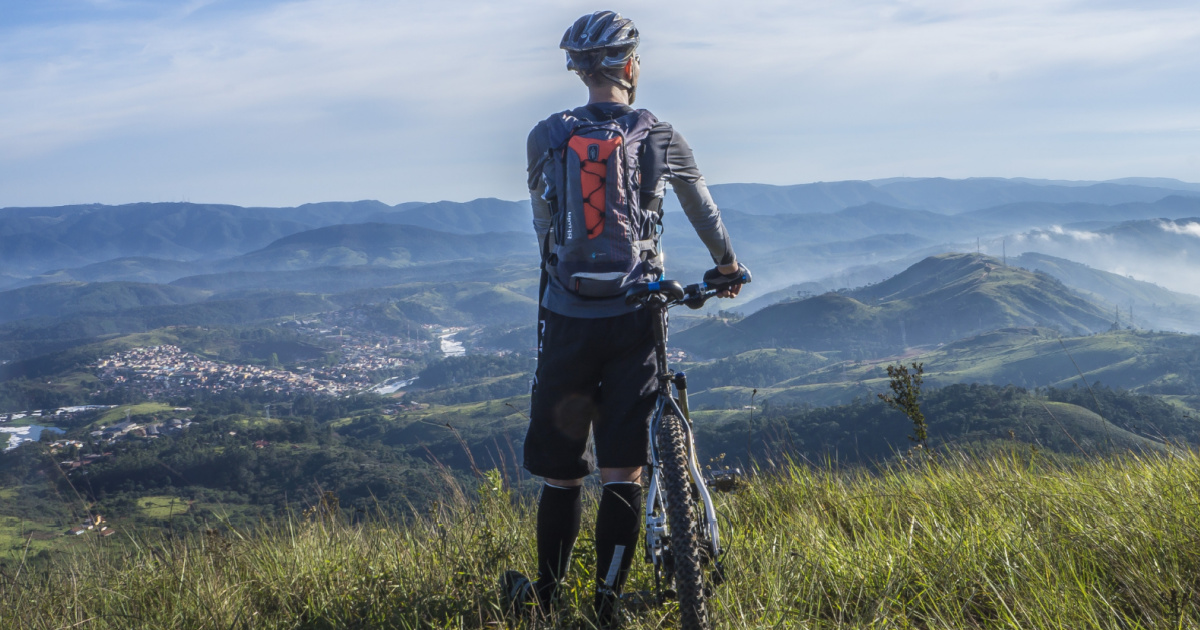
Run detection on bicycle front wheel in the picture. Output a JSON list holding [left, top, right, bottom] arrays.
[[656, 410, 710, 630]]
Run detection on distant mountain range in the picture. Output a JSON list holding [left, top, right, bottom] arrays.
[[213, 223, 533, 272], [4, 177, 1198, 281], [660, 196, 1200, 286], [665, 177, 1200, 215], [3, 176, 1200, 369], [1010, 253, 1200, 334], [0, 198, 530, 277], [5, 178, 1200, 306]]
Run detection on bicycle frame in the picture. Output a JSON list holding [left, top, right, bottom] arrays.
[[642, 296, 723, 591]]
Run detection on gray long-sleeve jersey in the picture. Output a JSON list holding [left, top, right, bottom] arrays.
[[527, 102, 736, 318]]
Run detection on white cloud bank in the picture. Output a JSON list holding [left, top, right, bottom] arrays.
[[1, 0, 1199, 206], [1158, 220, 1200, 239]]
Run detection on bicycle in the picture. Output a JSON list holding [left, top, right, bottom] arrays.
[[623, 274, 749, 630]]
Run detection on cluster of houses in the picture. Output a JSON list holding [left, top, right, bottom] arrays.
[[88, 416, 194, 444], [94, 345, 355, 396], [66, 514, 115, 538], [93, 344, 410, 397]]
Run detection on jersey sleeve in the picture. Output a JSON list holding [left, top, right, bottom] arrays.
[[646, 123, 736, 267], [527, 124, 553, 256]]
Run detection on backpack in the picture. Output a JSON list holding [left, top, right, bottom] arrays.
[[541, 106, 661, 298]]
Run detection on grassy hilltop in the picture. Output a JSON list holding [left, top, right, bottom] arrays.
[[3, 450, 1200, 629]]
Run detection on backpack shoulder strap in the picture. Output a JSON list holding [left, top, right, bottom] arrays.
[[624, 108, 659, 135], [545, 110, 579, 149]]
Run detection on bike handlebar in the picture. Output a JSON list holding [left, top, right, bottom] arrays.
[[624, 275, 750, 310], [624, 280, 685, 305]]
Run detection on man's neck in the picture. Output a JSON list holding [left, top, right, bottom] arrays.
[[587, 83, 632, 105]]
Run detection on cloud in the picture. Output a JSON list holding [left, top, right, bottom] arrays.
[[1047, 225, 1109, 242], [1020, 225, 1110, 243], [1158, 220, 1200, 238], [2, 0, 1200, 206], [0, 1, 553, 156]]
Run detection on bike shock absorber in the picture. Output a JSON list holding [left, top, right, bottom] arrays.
[[673, 371, 690, 422]]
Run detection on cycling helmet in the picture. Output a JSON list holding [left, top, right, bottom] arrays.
[[560, 11, 639, 88]]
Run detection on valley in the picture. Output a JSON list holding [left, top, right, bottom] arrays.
[[2, 176, 1200, 569]]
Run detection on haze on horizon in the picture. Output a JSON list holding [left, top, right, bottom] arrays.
[[2, 0, 1199, 208]]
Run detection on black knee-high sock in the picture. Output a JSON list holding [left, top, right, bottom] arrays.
[[535, 483, 582, 606], [594, 481, 643, 605]]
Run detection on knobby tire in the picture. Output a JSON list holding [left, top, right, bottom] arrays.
[[656, 411, 710, 630]]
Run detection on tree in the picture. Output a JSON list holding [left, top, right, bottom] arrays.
[[878, 362, 928, 449]]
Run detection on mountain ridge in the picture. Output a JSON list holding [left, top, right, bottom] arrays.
[[676, 253, 1113, 358]]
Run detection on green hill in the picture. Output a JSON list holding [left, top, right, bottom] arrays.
[[677, 253, 1111, 358], [680, 348, 833, 391], [685, 328, 1200, 411], [690, 383, 1175, 464], [0, 281, 210, 323], [24, 257, 205, 286]]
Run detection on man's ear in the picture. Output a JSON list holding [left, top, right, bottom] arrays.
[[624, 59, 633, 80]]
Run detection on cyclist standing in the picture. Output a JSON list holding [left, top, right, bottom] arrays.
[[503, 10, 749, 627]]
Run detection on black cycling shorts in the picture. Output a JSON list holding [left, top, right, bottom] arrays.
[[523, 308, 658, 480]]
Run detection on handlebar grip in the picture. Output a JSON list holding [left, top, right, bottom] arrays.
[[703, 264, 753, 290], [708, 274, 751, 290]]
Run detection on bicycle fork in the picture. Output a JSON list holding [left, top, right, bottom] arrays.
[[644, 383, 725, 595]]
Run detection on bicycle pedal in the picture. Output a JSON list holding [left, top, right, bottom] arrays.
[[706, 467, 743, 493]]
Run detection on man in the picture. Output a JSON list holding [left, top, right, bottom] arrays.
[[503, 10, 749, 627]]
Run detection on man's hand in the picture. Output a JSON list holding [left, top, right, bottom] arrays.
[[705, 261, 752, 298]]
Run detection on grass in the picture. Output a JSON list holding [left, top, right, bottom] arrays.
[[3, 449, 1200, 629], [138, 495, 190, 519], [97, 402, 176, 425], [0, 515, 73, 554]]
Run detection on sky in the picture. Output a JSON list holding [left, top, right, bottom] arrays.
[[1, 0, 1199, 208]]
